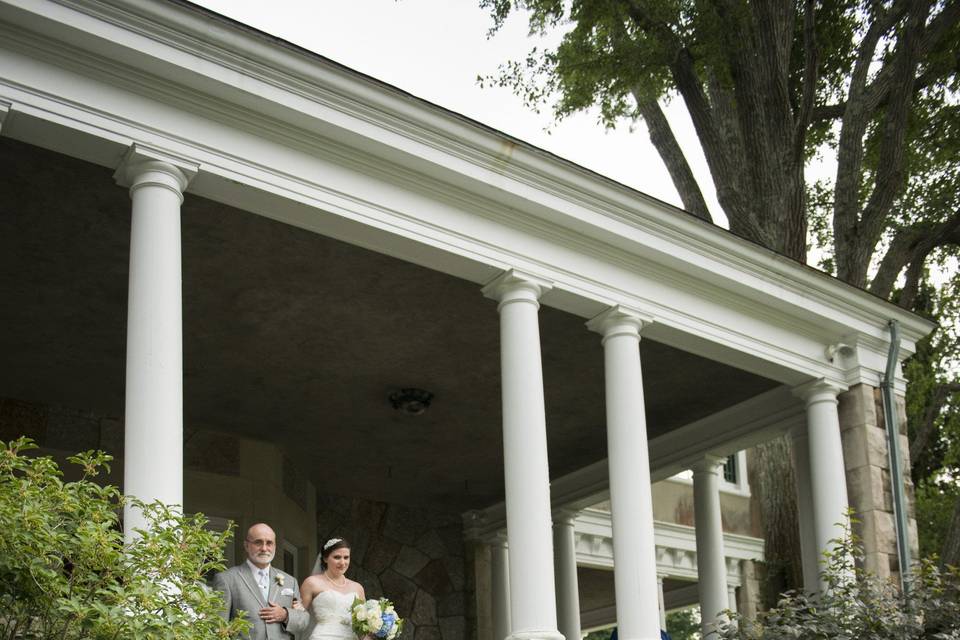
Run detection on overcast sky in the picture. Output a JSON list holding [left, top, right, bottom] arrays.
[[190, 0, 725, 223]]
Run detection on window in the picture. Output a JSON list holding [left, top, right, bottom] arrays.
[[665, 451, 750, 496], [281, 539, 299, 579], [722, 454, 738, 484]]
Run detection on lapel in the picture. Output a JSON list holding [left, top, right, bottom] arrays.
[[239, 563, 267, 607], [266, 567, 280, 604]]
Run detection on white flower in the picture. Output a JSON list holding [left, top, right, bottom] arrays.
[[274, 574, 284, 587], [369, 615, 384, 633], [387, 624, 399, 640]]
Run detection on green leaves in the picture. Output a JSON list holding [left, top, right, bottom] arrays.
[[0, 437, 250, 639], [716, 528, 960, 639]]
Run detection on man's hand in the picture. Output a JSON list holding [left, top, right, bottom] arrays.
[[259, 602, 289, 624]]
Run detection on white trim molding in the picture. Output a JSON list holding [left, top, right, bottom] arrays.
[[573, 509, 764, 585]]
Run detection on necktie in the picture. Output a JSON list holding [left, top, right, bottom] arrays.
[[258, 569, 269, 601]]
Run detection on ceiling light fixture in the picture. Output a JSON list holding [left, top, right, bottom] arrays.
[[389, 388, 434, 415]]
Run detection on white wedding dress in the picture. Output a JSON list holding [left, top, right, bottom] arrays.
[[307, 589, 356, 640]]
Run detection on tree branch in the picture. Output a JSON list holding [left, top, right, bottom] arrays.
[[858, 1, 934, 255], [623, 2, 754, 233], [870, 209, 960, 304], [633, 91, 713, 221], [794, 0, 818, 161], [832, 5, 894, 282], [811, 0, 960, 124]]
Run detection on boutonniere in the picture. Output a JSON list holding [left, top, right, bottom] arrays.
[[274, 574, 285, 587]]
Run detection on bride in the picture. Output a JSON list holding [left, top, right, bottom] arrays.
[[299, 538, 365, 640]]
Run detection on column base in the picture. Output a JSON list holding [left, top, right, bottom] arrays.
[[507, 630, 565, 640]]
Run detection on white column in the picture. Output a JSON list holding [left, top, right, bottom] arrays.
[[114, 144, 196, 540], [692, 456, 729, 638], [0, 100, 11, 134], [727, 584, 738, 614], [656, 574, 666, 630], [790, 425, 819, 593], [482, 270, 562, 640], [793, 379, 849, 593], [553, 510, 582, 640], [586, 305, 660, 640], [490, 534, 512, 640]]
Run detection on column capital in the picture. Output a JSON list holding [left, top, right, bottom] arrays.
[[552, 507, 581, 526], [484, 530, 509, 548], [0, 100, 11, 134], [481, 268, 553, 309], [691, 454, 728, 475], [585, 304, 653, 341], [791, 378, 847, 406], [114, 143, 198, 202]]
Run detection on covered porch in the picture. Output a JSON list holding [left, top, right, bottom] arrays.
[[0, 1, 931, 639]]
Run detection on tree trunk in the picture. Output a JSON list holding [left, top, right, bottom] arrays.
[[748, 437, 804, 603], [633, 92, 712, 222], [942, 496, 960, 567]]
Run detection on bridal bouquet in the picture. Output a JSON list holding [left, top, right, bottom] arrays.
[[351, 597, 403, 640]]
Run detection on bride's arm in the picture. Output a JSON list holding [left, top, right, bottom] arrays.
[[299, 576, 320, 610]]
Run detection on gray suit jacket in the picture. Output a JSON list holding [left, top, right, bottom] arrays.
[[212, 563, 309, 640]]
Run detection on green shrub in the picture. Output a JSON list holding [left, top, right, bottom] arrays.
[[666, 607, 701, 640], [0, 437, 250, 639], [716, 531, 960, 639]]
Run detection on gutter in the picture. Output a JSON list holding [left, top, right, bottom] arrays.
[[881, 319, 912, 593]]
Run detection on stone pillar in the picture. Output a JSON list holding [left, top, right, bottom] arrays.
[[586, 305, 660, 640], [794, 379, 849, 592], [490, 534, 512, 640], [482, 270, 562, 640], [790, 425, 820, 593], [553, 510, 582, 640], [839, 384, 917, 583], [692, 456, 729, 637], [114, 145, 196, 539], [737, 560, 761, 621]]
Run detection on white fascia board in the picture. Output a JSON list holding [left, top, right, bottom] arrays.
[[0, 0, 934, 377]]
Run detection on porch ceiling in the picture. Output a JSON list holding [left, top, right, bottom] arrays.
[[0, 137, 778, 512]]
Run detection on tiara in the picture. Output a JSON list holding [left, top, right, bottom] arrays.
[[323, 537, 343, 551]]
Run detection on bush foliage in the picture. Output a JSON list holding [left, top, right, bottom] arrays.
[[717, 532, 960, 639], [0, 437, 249, 639]]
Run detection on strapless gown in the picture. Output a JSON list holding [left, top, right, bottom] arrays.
[[307, 590, 356, 640]]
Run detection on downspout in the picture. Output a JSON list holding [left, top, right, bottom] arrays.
[[881, 319, 911, 594]]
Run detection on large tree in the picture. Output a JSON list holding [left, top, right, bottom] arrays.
[[481, 0, 960, 582]]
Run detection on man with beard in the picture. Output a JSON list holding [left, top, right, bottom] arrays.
[[213, 523, 309, 640]]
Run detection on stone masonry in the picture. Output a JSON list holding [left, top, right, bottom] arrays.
[[839, 383, 918, 582], [316, 494, 472, 640]]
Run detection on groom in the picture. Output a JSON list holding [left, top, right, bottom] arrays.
[[213, 523, 309, 639]]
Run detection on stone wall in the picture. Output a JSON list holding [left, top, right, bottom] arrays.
[[316, 494, 472, 640], [839, 384, 918, 582]]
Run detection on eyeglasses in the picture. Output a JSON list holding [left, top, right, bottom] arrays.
[[246, 538, 276, 548]]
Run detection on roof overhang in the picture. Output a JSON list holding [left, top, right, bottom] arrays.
[[0, 0, 935, 393]]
